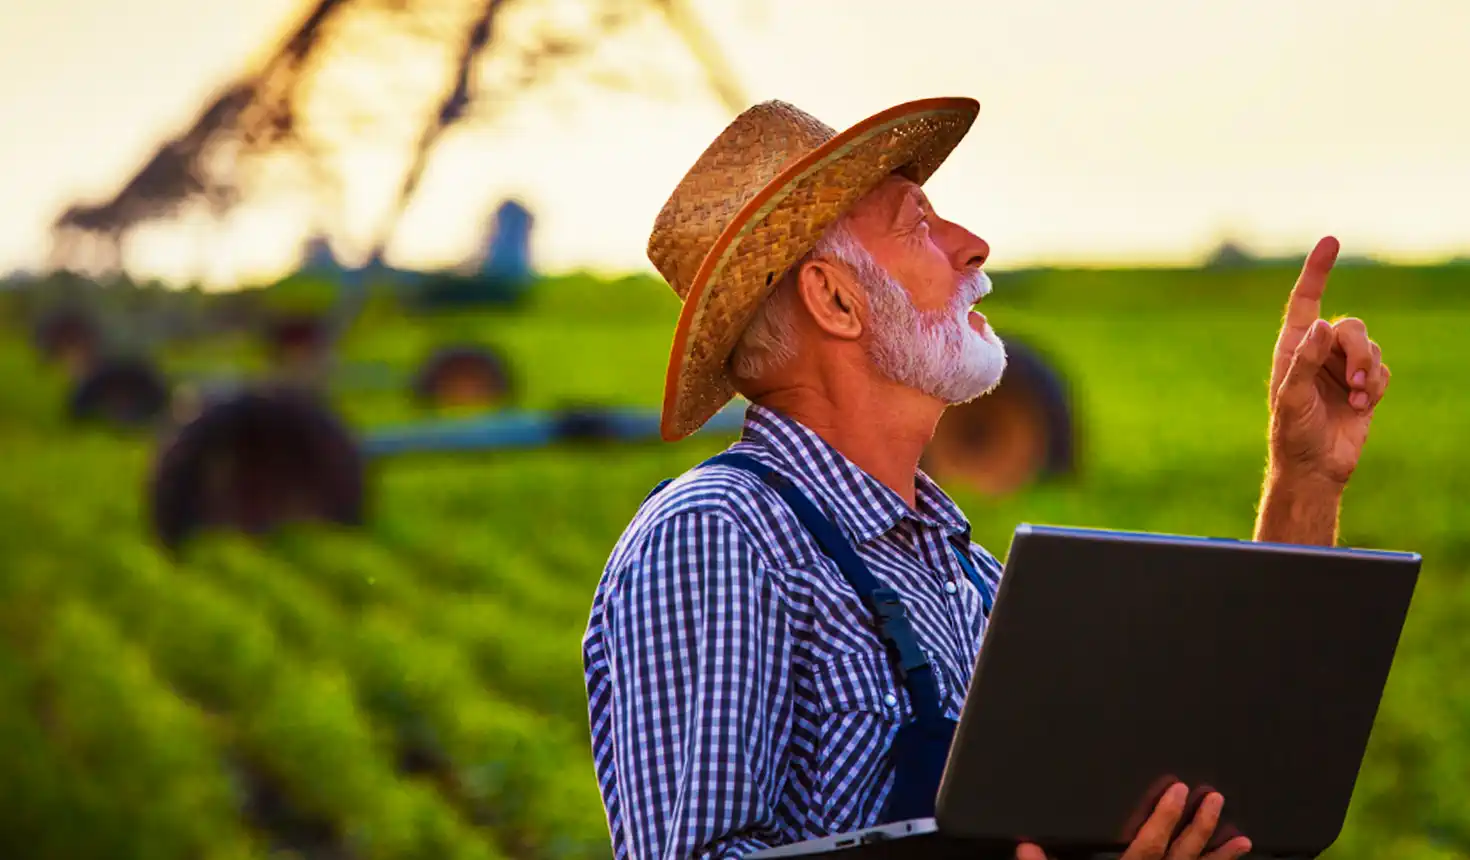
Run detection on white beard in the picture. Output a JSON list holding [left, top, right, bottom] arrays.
[[864, 268, 1007, 404]]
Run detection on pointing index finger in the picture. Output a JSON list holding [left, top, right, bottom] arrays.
[[1283, 236, 1340, 331]]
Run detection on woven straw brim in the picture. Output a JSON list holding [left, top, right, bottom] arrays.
[[660, 97, 980, 441]]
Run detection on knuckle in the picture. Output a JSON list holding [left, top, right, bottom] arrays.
[[1331, 319, 1371, 349]]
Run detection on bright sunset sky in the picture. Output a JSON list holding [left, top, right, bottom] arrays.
[[2, 0, 1467, 287]]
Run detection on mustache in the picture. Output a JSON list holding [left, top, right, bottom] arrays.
[[957, 269, 992, 308]]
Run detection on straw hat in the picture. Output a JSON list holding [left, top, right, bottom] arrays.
[[648, 96, 980, 441]]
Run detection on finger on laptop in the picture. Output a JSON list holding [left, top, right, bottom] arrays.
[[1122, 781, 1188, 860], [1201, 835, 1253, 860], [1014, 842, 1049, 860], [1163, 791, 1221, 860]]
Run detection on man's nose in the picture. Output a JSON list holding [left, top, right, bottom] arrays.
[[948, 224, 989, 270]]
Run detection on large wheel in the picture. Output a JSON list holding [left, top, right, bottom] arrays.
[[412, 343, 514, 409], [148, 387, 366, 552], [67, 357, 172, 428], [33, 308, 101, 375], [922, 336, 1078, 497]]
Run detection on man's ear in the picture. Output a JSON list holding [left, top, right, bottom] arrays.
[[797, 260, 864, 341]]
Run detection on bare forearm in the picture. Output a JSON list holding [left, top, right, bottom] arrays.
[[1252, 465, 1345, 546]]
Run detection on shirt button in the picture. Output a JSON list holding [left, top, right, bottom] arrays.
[[943, 581, 958, 595], [883, 693, 898, 708]]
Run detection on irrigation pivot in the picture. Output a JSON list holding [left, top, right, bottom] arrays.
[[144, 332, 1077, 552], [146, 393, 748, 552]]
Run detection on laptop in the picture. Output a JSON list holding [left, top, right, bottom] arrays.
[[747, 523, 1422, 859]]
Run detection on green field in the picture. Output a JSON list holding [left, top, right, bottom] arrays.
[[1, 264, 1468, 860]]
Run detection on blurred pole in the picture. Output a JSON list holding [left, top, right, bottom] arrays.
[[655, 0, 750, 114]]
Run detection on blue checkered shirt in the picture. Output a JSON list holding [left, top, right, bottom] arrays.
[[582, 403, 1003, 860]]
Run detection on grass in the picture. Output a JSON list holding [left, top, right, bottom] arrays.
[[0, 264, 1467, 858]]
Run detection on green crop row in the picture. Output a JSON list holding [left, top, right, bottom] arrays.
[[0, 493, 511, 860], [5, 267, 1470, 860], [179, 535, 609, 855], [257, 528, 595, 723], [0, 562, 265, 860]]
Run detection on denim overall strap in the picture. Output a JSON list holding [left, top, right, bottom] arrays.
[[701, 452, 947, 725], [642, 453, 961, 823]]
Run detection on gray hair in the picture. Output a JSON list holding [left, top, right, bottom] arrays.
[[730, 216, 892, 382]]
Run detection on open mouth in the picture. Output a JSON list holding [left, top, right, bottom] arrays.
[[967, 273, 992, 331]]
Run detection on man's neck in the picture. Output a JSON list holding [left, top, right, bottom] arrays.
[[754, 382, 943, 509]]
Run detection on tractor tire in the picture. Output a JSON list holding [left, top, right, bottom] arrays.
[[261, 314, 331, 369], [922, 336, 1077, 497], [412, 343, 514, 409], [148, 386, 366, 552], [67, 356, 172, 428]]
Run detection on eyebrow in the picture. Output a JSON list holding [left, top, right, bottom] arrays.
[[890, 186, 928, 227]]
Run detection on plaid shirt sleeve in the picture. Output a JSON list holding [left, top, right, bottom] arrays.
[[601, 508, 797, 860]]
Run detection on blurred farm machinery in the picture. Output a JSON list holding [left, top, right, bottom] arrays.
[[45, 0, 751, 277], [147, 387, 753, 550], [32, 0, 1080, 548], [39, 0, 748, 430], [25, 242, 524, 431], [24, 278, 264, 428], [145, 333, 1077, 551]]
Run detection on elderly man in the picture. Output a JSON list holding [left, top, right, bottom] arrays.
[[581, 97, 1389, 860]]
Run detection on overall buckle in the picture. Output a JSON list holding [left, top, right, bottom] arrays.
[[867, 587, 929, 680]]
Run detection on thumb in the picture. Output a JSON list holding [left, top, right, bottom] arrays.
[[1276, 318, 1332, 408]]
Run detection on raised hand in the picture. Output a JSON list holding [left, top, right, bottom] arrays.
[[1266, 236, 1390, 487]]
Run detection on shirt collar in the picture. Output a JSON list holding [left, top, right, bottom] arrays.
[[737, 402, 973, 544]]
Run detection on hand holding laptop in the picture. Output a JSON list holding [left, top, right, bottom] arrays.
[[1014, 782, 1251, 860], [749, 526, 1420, 860]]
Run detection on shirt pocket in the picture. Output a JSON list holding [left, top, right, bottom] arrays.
[[809, 650, 908, 820], [812, 649, 911, 724]]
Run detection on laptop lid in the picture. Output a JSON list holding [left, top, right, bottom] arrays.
[[934, 524, 1421, 858]]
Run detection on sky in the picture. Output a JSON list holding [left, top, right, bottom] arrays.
[[1, 0, 1467, 287]]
